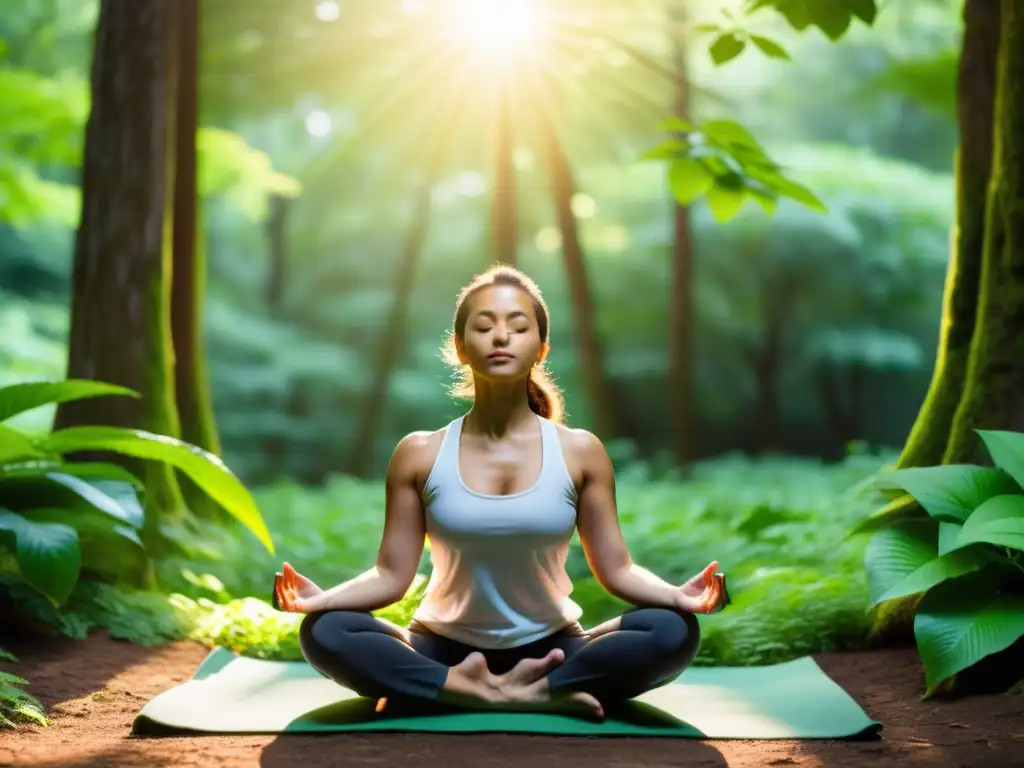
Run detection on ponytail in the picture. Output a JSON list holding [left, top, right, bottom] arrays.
[[527, 366, 564, 424]]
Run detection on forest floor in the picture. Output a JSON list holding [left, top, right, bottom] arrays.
[[1, 631, 1022, 768]]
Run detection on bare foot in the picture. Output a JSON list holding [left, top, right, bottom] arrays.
[[499, 649, 565, 688], [438, 652, 604, 720]]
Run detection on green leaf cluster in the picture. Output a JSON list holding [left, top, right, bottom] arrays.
[[854, 431, 1024, 696], [0, 648, 47, 730], [644, 118, 826, 222], [0, 379, 274, 608]]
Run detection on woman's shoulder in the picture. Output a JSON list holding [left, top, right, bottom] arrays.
[[550, 422, 610, 472], [390, 426, 448, 481]]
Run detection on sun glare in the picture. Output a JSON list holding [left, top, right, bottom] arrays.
[[455, 0, 538, 55]]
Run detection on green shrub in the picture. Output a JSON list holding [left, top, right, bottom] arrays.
[[852, 430, 1024, 696], [0, 379, 275, 607]]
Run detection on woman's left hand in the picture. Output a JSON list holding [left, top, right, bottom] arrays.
[[676, 561, 727, 615]]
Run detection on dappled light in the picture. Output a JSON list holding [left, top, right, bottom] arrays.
[[3, 0, 1024, 765]]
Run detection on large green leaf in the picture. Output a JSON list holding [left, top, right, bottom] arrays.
[[0, 380, 138, 423], [864, 521, 936, 605], [874, 464, 1018, 523], [41, 427, 274, 553], [0, 472, 143, 529], [0, 508, 81, 606], [953, 495, 1024, 552], [872, 546, 992, 607], [978, 431, 1024, 489], [915, 570, 1024, 696], [937, 521, 962, 556], [668, 157, 714, 204], [20, 507, 145, 582], [0, 424, 40, 464]]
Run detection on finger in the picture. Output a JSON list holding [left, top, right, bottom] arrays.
[[703, 561, 718, 587], [702, 582, 719, 614]]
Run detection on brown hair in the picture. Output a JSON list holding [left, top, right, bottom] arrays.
[[442, 265, 565, 423]]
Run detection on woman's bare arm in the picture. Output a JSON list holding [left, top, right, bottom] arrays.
[[302, 433, 429, 613], [572, 429, 684, 609]]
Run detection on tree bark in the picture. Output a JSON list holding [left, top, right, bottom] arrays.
[[945, 0, 1024, 461], [171, 0, 220, 460], [170, 0, 221, 519], [492, 83, 517, 266], [669, 6, 696, 468], [538, 112, 618, 438], [896, 0, 999, 469], [873, 0, 1018, 649], [55, 0, 186, 528]]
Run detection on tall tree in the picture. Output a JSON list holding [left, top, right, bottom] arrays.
[[895, 0, 1000, 470], [874, 0, 1024, 643], [171, 0, 221, 468], [55, 0, 187, 530]]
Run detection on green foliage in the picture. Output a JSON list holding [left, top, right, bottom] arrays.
[[0, 380, 274, 608], [745, 0, 877, 40], [644, 118, 827, 221], [857, 430, 1024, 696], [867, 48, 958, 118], [0, 648, 47, 730]]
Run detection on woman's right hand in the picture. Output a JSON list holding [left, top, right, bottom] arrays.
[[273, 562, 323, 613]]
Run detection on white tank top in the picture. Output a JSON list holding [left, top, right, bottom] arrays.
[[411, 413, 583, 649]]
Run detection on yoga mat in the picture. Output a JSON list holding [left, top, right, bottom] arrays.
[[132, 647, 881, 739]]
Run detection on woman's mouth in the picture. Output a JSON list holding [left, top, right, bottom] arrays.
[[488, 352, 513, 360]]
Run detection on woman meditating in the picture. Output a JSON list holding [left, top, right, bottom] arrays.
[[274, 265, 727, 719]]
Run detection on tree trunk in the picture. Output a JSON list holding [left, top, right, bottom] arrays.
[[896, 0, 999, 469], [345, 170, 437, 477], [538, 112, 618, 438], [945, 0, 1024, 461], [55, 0, 186, 532], [492, 83, 517, 266], [669, 6, 696, 468], [873, 0, 1016, 649], [171, 0, 221, 518]]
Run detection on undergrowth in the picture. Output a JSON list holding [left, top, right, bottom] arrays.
[[3, 452, 891, 677]]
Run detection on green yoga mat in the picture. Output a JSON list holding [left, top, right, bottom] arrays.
[[132, 647, 881, 739]]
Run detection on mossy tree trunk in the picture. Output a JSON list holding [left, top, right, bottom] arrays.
[[944, 0, 1024, 461], [170, 0, 221, 516], [874, 0, 1024, 645], [55, 0, 187, 537], [895, 0, 999, 470]]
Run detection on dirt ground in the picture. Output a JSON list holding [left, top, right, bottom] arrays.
[[1, 632, 1022, 768]]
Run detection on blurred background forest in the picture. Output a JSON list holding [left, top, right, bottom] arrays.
[[2, 0, 961, 480], [5, 0, 999, 715]]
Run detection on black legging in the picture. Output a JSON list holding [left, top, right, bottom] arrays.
[[298, 607, 701, 705]]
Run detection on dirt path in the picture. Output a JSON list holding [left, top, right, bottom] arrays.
[[1, 632, 1022, 768]]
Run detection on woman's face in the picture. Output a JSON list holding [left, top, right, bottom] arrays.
[[457, 284, 548, 382]]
